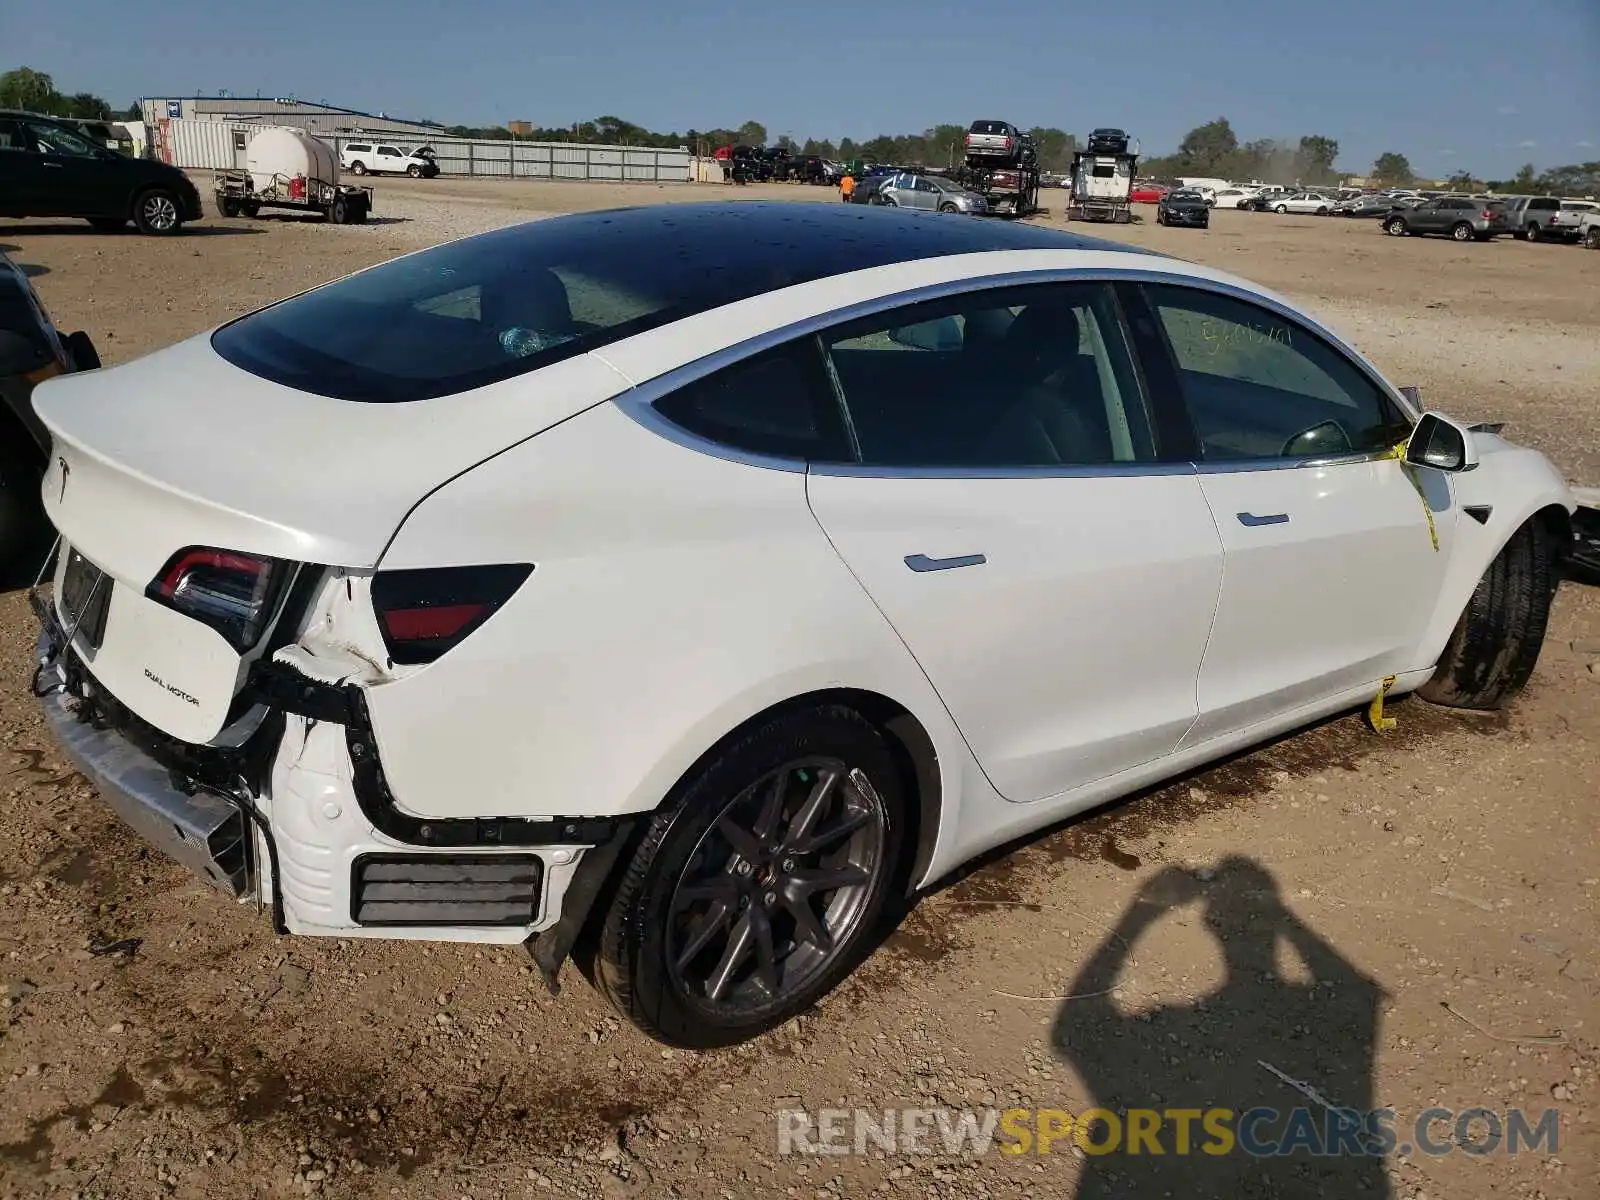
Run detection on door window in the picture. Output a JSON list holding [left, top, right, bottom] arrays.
[[652, 342, 851, 461], [822, 283, 1157, 468], [26, 122, 97, 157], [378, 145, 401, 157], [1143, 284, 1409, 461]]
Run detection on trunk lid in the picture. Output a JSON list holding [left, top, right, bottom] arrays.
[[36, 331, 629, 742]]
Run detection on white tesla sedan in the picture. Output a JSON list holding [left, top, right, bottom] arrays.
[[29, 203, 1574, 1047]]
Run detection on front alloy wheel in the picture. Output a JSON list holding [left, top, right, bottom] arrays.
[[134, 189, 181, 235], [594, 706, 904, 1047]]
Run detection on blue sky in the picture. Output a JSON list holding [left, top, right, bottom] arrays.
[[7, 0, 1596, 178]]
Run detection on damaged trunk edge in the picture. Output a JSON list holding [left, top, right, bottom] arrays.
[[32, 558, 629, 992]]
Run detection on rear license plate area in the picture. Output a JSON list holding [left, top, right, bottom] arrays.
[[59, 548, 112, 650]]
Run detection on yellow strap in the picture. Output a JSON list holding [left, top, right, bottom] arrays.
[[1368, 674, 1399, 732], [1381, 440, 1440, 553]]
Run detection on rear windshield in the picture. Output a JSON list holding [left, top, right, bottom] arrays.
[[969, 122, 1012, 135], [210, 203, 1137, 402]]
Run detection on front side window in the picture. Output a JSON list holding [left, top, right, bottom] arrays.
[[27, 122, 96, 157], [378, 145, 401, 157], [1144, 284, 1409, 461], [821, 282, 1157, 468]]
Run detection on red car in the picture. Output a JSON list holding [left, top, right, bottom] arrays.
[[1130, 183, 1168, 203]]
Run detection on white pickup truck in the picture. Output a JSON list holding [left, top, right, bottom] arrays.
[[1572, 207, 1600, 248]]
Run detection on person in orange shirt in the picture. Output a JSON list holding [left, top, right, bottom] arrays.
[[840, 173, 856, 203]]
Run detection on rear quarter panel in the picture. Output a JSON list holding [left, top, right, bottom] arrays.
[[366, 401, 970, 826]]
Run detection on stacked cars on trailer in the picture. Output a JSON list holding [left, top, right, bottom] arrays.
[[1067, 127, 1138, 223]]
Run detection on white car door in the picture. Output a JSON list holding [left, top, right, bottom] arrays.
[[376, 144, 403, 173], [806, 280, 1225, 803], [1133, 282, 1455, 745]]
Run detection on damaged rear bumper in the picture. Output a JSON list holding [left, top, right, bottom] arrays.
[[30, 589, 630, 967]]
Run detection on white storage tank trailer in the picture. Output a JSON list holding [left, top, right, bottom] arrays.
[[213, 127, 373, 224]]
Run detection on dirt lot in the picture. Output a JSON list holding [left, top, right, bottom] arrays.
[[1, 180, 1596, 1200]]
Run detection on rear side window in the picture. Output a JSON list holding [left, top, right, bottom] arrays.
[[346, 144, 371, 153], [652, 342, 849, 461], [1528, 198, 1558, 211]]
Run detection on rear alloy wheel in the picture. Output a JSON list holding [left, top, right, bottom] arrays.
[[1275, 204, 1288, 214], [1451, 222, 1474, 242], [133, 189, 182, 235], [1526, 223, 1542, 242], [595, 706, 905, 1047], [1419, 519, 1560, 710], [1586, 227, 1600, 250], [1385, 217, 1408, 236]]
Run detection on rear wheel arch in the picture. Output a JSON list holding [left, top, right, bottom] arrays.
[[644, 687, 942, 898]]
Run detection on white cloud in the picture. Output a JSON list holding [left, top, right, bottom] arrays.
[[1497, 105, 1519, 115], [1439, 149, 1456, 157], [1519, 139, 1538, 148], [1578, 140, 1596, 149]]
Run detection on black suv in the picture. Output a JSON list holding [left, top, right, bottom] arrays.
[[0, 249, 99, 566], [0, 110, 203, 235]]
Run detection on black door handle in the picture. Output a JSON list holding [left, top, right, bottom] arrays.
[[904, 553, 987, 573], [1236, 512, 1290, 527]]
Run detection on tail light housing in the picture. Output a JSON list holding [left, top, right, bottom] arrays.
[[147, 547, 287, 650], [370, 564, 533, 665]]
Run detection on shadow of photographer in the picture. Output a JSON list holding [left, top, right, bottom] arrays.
[[1051, 856, 1392, 1198]]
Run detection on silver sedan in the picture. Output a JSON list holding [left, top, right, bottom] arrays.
[[878, 172, 988, 214]]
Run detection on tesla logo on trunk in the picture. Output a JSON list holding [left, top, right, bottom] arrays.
[[57, 457, 69, 502], [144, 667, 200, 706]]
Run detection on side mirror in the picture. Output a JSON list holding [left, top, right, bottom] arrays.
[[64, 330, 101, 371], [1281, 419, 1353, 458], [1405, 411, 1479, 472], [888, 316, 962, 352]]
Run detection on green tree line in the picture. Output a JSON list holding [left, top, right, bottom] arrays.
[[0, 67, 117, 121]]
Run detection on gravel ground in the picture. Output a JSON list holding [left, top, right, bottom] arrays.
[[1, 181, 1596, 1200]]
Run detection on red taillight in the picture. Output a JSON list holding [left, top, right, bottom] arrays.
[[370, 564, 533, 665], [1003, 137, 1013, 149], [147, 546, 285, 650]]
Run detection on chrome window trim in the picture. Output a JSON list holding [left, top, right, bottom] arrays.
[[611, 265, 1415, 479]]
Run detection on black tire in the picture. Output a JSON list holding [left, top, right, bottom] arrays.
[[1526, 223, 1541, 242], [242, 201, 260, 218], [1418, 519, 1559, 710], [328, 196, 348, 225], [594, 705, 907, 1048], [1155, 210, 1165, 225], [349, 160, 367, 176], [132, 188, 183, 235], [1275, 204, 1288, 214], [86, 217, 125, 233], [1385, 217, 1408, 237], [938, 202, 958, 214], [1451, 222, 1473, 242], [218, 197, 242, 218], [1316, 206, 1328, 215], [407, 164, 422, 178], [1585, 227, 1600, 250]]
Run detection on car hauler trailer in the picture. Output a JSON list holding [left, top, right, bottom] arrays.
[[1067, 148, 1137, 223]]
